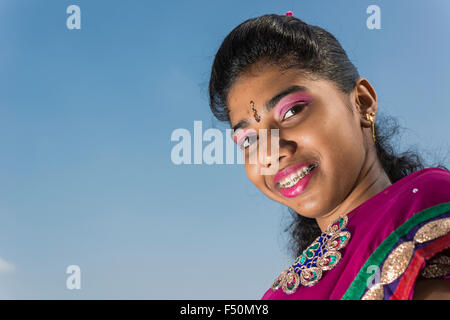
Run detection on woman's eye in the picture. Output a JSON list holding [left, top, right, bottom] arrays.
[[242, 138, 250, 148], [282, 104, 306, 121], [241, 135, 257, 149]]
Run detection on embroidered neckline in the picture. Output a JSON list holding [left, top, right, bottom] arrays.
[[271, 215, 351, 295]]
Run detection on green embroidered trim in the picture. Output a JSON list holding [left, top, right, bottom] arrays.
[[341, 202, 450, 300]]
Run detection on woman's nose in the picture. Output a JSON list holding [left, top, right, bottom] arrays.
[[259, 130, 297, 174]]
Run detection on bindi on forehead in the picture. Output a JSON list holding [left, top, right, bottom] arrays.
[[230, 84, 312, 132], [228, 65, 318, 127]]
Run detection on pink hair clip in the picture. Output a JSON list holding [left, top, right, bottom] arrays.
[[285, 11, 293, 16]]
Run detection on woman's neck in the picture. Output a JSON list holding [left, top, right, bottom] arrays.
[[315, 158, 392, 232]]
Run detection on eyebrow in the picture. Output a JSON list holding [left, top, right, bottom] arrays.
[[231, 85, 309, 132]]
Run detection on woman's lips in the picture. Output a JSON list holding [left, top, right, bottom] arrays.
[[273, 162, 318, 198]]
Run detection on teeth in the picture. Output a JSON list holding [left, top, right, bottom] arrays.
[[278, 163, 317, 189]]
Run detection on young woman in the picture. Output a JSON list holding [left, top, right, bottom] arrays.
[[208, 13, 450, 300]]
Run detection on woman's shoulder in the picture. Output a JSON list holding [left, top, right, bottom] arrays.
[[405, 167, 450, 186], [398, 167, 450, 205], [358, 166, 450, 254], [344, 167, 450, 300]]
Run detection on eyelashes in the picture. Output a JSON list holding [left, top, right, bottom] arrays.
[[275, 94, 312, 121], [233, 103, 308, 149], [239, 134, 257, 150], [233, 129, 257, 149], [281, 103, 308, 121]]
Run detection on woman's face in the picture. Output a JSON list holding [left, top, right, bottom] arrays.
[[227, 63, 374, 220]]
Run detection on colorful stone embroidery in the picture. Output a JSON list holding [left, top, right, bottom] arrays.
[[271, 215, 351, 295]]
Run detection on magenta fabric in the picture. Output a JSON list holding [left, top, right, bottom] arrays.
[[261, 167, 450, 300]]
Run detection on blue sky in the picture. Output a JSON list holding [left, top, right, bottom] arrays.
[[0, 0, 449, 299]]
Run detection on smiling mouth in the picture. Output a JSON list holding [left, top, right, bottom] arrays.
[[277, 163, 318, 189]]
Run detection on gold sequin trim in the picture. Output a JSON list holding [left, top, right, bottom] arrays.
[[414, 218, 450, 243], [380, 242, 415, 284], [362, 283, 384, 300], [427, 253, 450, 265], [420, 250, 450, 279], [421, 264, 450, 279], [361, 216, 450, 300]]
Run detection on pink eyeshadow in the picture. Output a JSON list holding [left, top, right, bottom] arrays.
[[233, 128, 257, 146], [274, 92, 313, 121]]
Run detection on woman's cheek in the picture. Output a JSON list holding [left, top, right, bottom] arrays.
[[245, 163, 265, 187]]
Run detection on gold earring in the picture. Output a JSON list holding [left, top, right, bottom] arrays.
[[365, 112, 376, 143]]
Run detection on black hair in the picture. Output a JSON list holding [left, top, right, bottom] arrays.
[[208, 14, 448, 258]]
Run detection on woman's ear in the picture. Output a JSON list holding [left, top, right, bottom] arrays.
[[353, 78, 378, 127]]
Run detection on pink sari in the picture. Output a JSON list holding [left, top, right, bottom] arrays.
[[261, 167, 450, 300]]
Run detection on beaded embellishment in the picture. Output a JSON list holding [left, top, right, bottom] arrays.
[[271, 215, 351, 295], [250, 101, 261, 122]]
